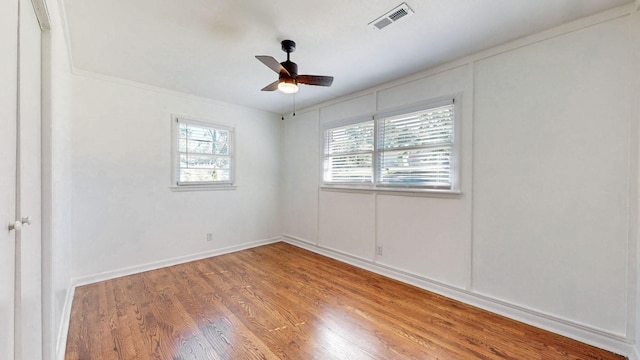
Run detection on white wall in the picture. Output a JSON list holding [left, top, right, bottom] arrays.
[[41, 0, 74, 358], [281, 109, 320, 244], [70, 75, 282, 279], [632, 8, 640, 360], [472, 15, 631, 336], [282, 7, 638, 355]]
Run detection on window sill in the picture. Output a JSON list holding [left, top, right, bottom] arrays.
[[320, 185, 462, 198], [170, 184, 237, 192]]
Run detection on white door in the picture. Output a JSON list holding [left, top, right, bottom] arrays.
[[1, 0, 43, 359], [16, 0, 43, 358], [1, 0, 20, 358]]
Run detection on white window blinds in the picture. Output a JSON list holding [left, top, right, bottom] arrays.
[[322, 99, 457, 191], [176, 118, 233, 185], [377, 104, 454, 188], [323, 120, 375, 184]]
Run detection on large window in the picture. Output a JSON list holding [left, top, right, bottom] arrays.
[[323, 99, 457, 192], [173, 116, 234, 187]]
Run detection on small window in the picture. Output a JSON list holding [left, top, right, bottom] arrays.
[[173, 116, 234, 187], [322, 98, 458, 192]]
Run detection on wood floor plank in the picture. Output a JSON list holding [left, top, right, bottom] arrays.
[[65, 242, 626, 360], [167, 262, 278, 359]]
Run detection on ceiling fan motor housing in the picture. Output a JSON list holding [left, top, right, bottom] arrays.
[[280, 60, 298, 78]]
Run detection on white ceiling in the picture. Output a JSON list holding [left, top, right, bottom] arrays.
[[62, 0, 632, 114]]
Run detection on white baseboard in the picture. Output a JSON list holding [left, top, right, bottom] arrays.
[[56, 282, 75, 360], [72, 237, 281, 287], [281, 235, 634, 358]]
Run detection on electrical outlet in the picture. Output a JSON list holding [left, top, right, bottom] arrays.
[[377, 246, 383, 256], [206, 233, 213, 241]]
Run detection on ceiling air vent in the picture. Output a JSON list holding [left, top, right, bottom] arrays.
[[369, 3, 414, 30]]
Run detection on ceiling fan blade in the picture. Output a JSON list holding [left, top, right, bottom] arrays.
[[298, 75, 334, 87], [255, 55, 290, 76], [261, 80, 280, 91]]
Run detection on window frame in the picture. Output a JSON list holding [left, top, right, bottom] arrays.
[[171, 115, 236, 191], [321, 97, 460, 195]]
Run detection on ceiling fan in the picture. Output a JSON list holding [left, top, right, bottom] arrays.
[[256, 40, 334, 94]]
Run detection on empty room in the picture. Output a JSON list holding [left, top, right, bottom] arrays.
[[2, 0, 640, 359]]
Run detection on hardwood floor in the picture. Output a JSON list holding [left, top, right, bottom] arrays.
[[65, 242, 625, 359]]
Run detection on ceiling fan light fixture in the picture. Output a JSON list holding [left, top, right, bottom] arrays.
[[278, 78, 298, 94]]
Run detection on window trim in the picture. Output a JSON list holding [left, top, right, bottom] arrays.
[[321, 96, 461, 195], [170, 115, 236, 191]]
